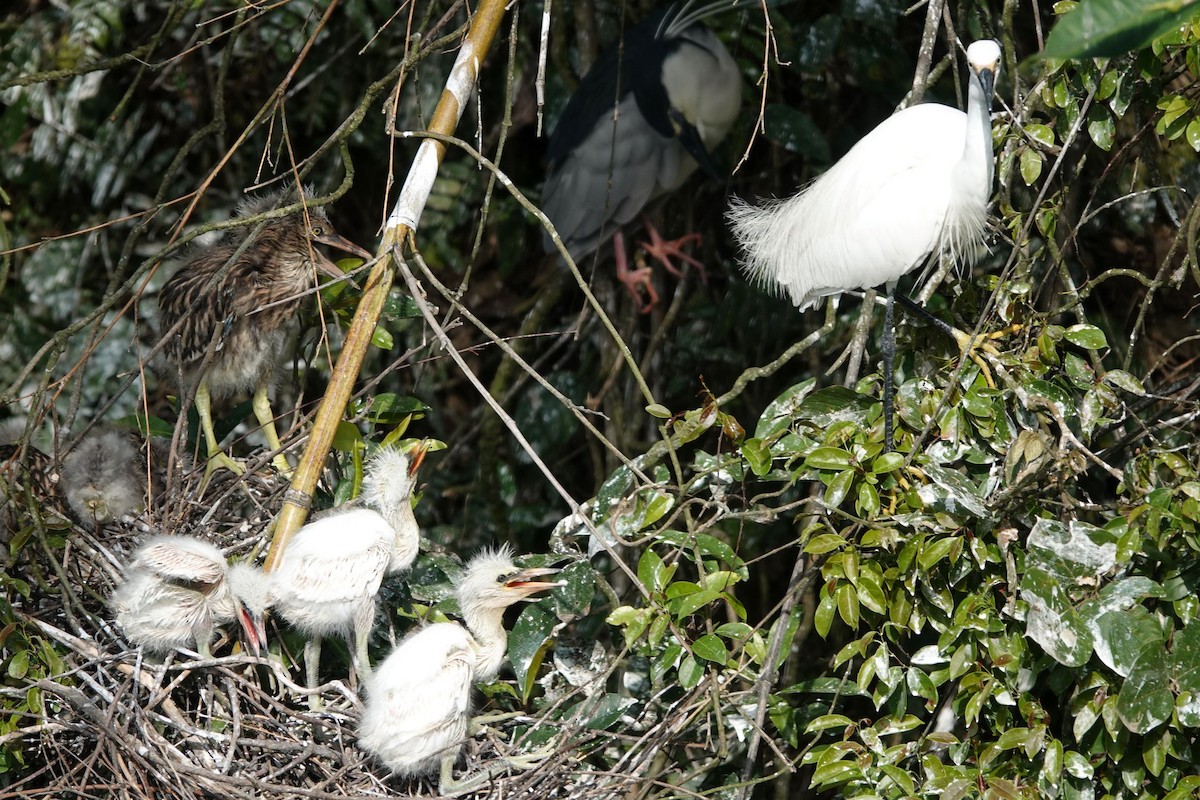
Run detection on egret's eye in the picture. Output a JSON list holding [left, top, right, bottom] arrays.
[[311, 225, 326, 238], [497, 571, 517, 584]]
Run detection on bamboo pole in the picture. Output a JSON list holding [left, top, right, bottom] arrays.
[[263, 0, 509, 571]]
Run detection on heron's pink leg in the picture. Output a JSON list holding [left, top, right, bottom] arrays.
[[613, 230, 658, 314], [637, 220, 707, 283]]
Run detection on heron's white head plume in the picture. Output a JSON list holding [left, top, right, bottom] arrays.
[[360, 447, 418, 514], [456, 545, 561, 614], [455, 545, 561, 681]]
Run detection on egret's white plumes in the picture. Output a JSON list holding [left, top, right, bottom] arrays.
[[271, 444, 425, 695], [358, 546, 559, 784], [112, 535, 269, 658], [728, 40, 1002, 310]]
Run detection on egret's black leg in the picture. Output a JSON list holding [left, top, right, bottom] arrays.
[[895, 294, 957, 339], [882, 285, 897, 452], [894, 292, 1005, 389]]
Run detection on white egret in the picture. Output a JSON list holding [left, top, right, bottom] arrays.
[[357, 546, 559, 791], [270, 443, 427, 702], [112, 535, 269, 658], [543, 1, 743, 311], [728, 40, 1002, 449]]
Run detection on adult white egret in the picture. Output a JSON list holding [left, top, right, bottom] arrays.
[[543, 1, 743, 311], [158, 188, 371, 486], [357, 546, 559, 791], [728, 39, 1002, 449], [112, 535, 269, 658], [270, 443, 427, 702], [60, 427, 145, 529]]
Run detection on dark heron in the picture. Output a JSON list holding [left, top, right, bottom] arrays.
[[158, 188, 371, 484], [542, 1, 743, 311], [728, 40, 1002, 450]]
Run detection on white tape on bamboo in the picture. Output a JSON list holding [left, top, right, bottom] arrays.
[[387, 39, 479, 233]]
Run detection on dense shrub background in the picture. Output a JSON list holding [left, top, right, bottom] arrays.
[[2, 0, 1199, 797]]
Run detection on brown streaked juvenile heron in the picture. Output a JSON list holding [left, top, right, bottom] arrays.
[[112, 534, 270, 658], [271, 443, 427, 707], [357, 546, 560, 792], [158, 187, 371, 485], [542, 1, 743, 312]]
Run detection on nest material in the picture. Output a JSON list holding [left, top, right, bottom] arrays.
[[2, 465, 713, 800]]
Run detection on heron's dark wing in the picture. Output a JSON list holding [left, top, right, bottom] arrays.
[[157, 245, 244, 366], [543, 97, 677, 259], [545, 7, 673, 166]]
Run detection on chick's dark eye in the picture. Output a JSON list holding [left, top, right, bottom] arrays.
[[497, 571, 517, 584]]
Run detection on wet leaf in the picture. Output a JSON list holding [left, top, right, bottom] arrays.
[[693, 633, 728, 665], [583, 693, 636, 730], [1064, 323, 1108, 350], [1042, 0, 1200, 59], [509, 603, 557, 702]]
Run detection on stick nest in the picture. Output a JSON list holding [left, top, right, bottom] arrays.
[[1, 462, 708, 800]]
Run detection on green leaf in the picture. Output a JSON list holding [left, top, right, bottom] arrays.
[[806, 447, 854, 470], [795, 386, 875, 429], [836, 584, 860, 629], [1026, 123, 1057, 147], [1020, 146, 1044, 186], [645, 403, 671, 419], [755, 379, 818, 439], [637, 548, 669, 594], [815, 587, 836, 638], [607, 606, 650, 646], [856, 481, 880, 517], [1087, 104, 1116, 151], [871, 451, 905, 474], [762, 104, 832, 162], [715, 622, 754, 641], [692, 633, 729, 665], [1188, 117, 1200, 152], [824, 469, 855, 509], [679, 654, 704, 689], [1103, 369, 1145, 394], [1063, 323, 1108, 350], [330, 421, 364, 453], [371, 324, 394, 350], [1117, 649, 1174, 734], [6, 650, 28, 680], [1042, 0, 1200, 59], [508, 603, 556, 702], [671, 588, 723, 618], [582, 693, 636, 730], [741, 437, 772, 477], [805, 713, 854, 732], [804, 533, 846, 555]]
